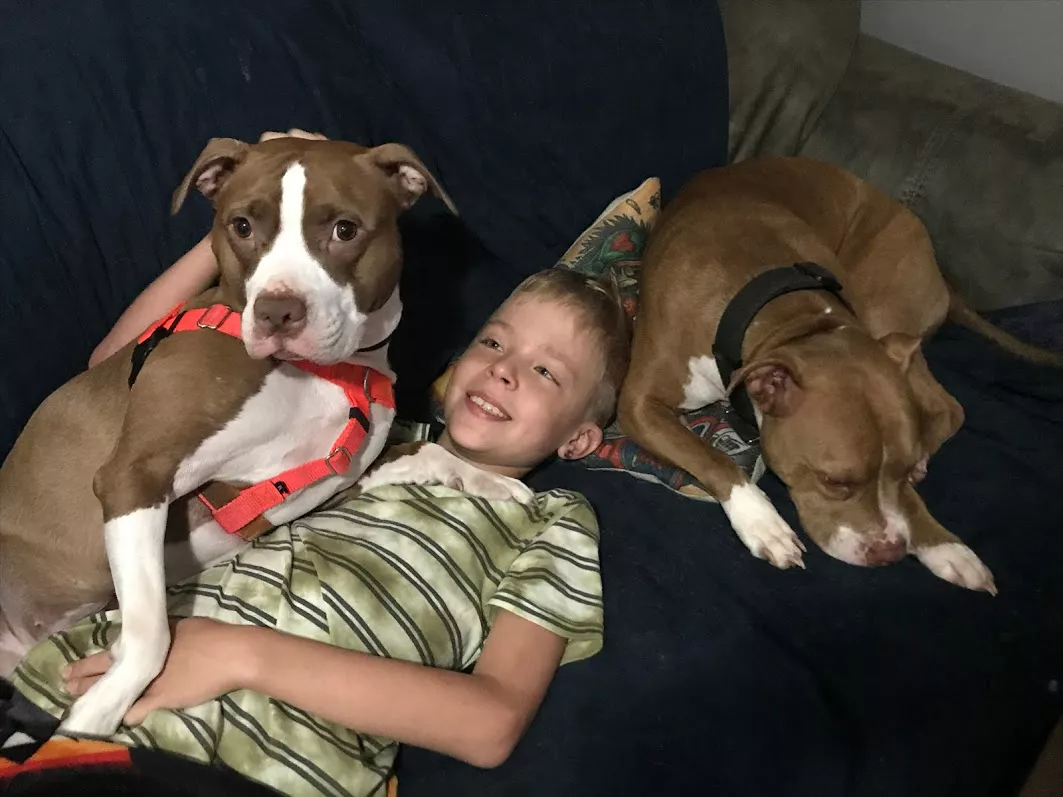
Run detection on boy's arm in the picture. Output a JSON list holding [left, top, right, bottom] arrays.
[[88, 234, 218, 367], [66, 610, 566, 769], [242, 609, 566, 767]]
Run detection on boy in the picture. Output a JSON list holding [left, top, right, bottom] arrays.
[[7, 257, 630, 796]]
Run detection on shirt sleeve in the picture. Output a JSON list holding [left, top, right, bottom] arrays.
[[486, 491, 604, 665]]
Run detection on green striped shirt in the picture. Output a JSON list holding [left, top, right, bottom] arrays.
[[12, 484, 603, 797]]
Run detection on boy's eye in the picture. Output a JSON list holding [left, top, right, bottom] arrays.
[[534, 365, 558, 383], [478, 337, 501, 350]]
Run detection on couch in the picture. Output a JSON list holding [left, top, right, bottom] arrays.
[[1, 1, 1061, 795]]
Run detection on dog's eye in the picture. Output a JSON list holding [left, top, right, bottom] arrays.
[[333, 220, 358, 242], [819, 474, 855, 498], [231, 217, 252, 239]]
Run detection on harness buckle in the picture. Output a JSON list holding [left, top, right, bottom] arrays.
[[325, 446, 353, 475], [197, 305, 233, 330]]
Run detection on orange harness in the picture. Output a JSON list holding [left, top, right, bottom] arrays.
[[131, 303, 396, 540]]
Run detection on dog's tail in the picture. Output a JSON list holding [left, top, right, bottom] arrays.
[[947, 289, 1063, 367]]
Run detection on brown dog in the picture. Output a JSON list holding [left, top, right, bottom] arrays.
[[0, 135, 526, 735], [619, 157, 1061, 592]]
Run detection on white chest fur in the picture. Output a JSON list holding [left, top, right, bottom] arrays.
[[678, 354, 727, 410], [175, 365, 349, 490], [164, 362, 395, 578]]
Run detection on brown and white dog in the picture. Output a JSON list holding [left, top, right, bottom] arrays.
[[0, 135, 528, 735], [619, 157, 1062, 592]]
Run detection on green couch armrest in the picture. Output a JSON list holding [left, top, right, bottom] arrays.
[[721, 0, 858, 163], [800, 35, 1063, 312]]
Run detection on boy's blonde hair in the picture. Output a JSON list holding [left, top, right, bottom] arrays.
[[507, 269, 632, 426]]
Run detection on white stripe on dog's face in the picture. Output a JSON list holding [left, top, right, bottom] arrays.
[[242, 162, 368, 364]]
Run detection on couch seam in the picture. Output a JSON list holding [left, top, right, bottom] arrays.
[[794, 26, 862, 155], [897, 109, 964, 209]]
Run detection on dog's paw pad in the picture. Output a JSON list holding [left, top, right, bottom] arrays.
[[723, 483, 805, 570], [917, 542, 996, 594]]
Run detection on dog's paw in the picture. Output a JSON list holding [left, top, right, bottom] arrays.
[[916, 542, 996, 595], [361, 443, 534, 504], [445, 469, 535, 505], [722, 483, 806, 569], [60, 687, 128, 738], [59, 640, 165, 738]]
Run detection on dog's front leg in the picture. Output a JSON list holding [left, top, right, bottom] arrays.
[[59, 461, 172, 736], [618, 391, 806, 569], [358, 443, 534, 504], [901, 485, 996, 594]]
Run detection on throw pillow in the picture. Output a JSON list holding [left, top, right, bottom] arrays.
[[427, 178, 763, 500]]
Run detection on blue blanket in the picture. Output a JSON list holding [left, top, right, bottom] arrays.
[[401, 307, 1063, 797], [0, 0, 728, 457]]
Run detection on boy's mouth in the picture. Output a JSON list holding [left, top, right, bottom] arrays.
[[466, 392, 511, 421]]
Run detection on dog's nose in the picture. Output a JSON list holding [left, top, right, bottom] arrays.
[[254, 293, 307, 336], [863, 535, 907, 566]]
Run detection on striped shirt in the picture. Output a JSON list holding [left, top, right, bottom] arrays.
[[12, 483, 604, 797]]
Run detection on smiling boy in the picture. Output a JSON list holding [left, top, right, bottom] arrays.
[[7, 268, 631, 797]]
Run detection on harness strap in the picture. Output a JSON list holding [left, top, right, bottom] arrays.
[[129, 304, 242, 388], [196, 483, 274, 542], [714, 262, 851, 434], [129, 302, 395, 540]]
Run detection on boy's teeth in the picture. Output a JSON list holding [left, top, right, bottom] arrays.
[[471, 395, 505, 418]]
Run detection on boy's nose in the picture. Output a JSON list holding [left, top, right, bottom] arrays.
[[488, 360, 516, 387]]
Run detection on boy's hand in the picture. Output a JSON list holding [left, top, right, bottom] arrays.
[[258, 128, 328, 142], [63, 617, 253, 726]]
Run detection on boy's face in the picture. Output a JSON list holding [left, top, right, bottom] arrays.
[[441, 295, 605, 477]]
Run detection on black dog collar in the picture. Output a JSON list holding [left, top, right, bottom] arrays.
[[714, 262, 851, 434], [355, 333, 392, 354]]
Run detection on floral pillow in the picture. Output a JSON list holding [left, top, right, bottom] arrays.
[[428, 178, 763, 501]]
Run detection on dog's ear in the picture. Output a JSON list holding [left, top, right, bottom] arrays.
[[879, 332, 922, 372], [366, 143, 458, 215], [728, 358, 804, 417], [171, 138, 251, 215]]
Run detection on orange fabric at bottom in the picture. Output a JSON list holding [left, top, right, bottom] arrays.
[[0, 738, 131, 778]]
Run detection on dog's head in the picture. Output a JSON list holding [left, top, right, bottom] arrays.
[[172, 136, 455, 364], [732, 327, 963, 566]]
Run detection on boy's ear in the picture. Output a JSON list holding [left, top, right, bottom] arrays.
[[557, 423, 603, 461]]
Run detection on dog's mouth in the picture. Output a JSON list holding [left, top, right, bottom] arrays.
[[242, 307, 365, 365], [269, 347, 300, 362], [242, 281, 398, 365], [246, 333, 347, 364], [819, 523, 910, 567], [244, 334, 299, 361]]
